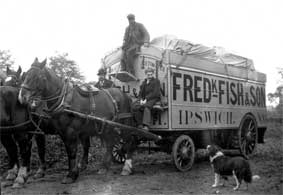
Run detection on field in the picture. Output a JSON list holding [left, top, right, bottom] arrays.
[[1, 121, 282, 195]]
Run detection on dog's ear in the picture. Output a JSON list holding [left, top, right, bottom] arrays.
[[209, 144, 219, 156]]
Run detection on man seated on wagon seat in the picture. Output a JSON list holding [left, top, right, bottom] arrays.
[[95, 68, 115, 89], [132, 67, 161, 130], [120, 14, 150, 76]]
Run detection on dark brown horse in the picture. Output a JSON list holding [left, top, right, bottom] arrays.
[[0, 67, 46, 188], [18, 58, 135, 184]]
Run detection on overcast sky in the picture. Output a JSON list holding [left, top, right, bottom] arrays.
[[1, 0, 282, 96]]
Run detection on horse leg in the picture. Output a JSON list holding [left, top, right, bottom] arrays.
[[98, 135, 114, 175], [33, 134, 46, 179], [78, 133, 90, 171], [12, 133, 32, 188], [121, 135, 138, 176], [1, 134, 19, 181], [60, 127, 79, 184]]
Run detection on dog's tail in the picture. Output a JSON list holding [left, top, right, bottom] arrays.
[[252, 175, 260, 181]]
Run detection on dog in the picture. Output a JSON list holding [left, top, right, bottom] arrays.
[[206, 144, 260, 190]]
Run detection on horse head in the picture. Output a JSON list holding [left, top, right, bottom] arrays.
[[4, 66, 22, 87], [19, 57, 62, 109]]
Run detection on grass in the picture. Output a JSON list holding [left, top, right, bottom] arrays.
[[254, 121, 283, 161]]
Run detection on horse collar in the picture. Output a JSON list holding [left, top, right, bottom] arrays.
[[43, 79, 69, 114]]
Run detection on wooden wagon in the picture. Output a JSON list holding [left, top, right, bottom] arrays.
[[102, 35, 267, 171]]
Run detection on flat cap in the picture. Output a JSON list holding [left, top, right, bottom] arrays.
[[127, 14, 135, 19], [97, 68, 107, 75]]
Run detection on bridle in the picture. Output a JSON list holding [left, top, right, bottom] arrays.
[[20, 66, 69, 114]]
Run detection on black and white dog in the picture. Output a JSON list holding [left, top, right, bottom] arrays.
[[206, 144, 260, 190]]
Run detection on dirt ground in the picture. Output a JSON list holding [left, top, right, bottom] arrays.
[[1, 122, 282, 195]]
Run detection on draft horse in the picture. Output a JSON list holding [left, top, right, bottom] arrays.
[[18, 58, 136, 184], [0, 66, 46, 188]]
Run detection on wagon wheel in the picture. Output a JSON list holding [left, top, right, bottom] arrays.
[[238, 114, 258, 158], [112, 139, 126, 164], [172, 135, 195, 172]]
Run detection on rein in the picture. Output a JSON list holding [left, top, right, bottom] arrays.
[[0, 120, 32, 130], [0, 109, 47, 135]]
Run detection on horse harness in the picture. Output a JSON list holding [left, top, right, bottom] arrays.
[[20, 66, 121, 135]]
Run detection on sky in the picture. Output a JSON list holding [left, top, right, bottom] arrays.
[[0, 0, 282, 99]]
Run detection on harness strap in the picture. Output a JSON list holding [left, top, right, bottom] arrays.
[[27, 107, 46, 135], [102, 89, 119, 121], [89, 94, 96, 115], [44, 79, 69, 114]]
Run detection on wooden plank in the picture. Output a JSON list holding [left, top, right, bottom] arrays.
[[64, 109, 162, 141]]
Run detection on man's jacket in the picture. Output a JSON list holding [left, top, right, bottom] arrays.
[[139, 77, 161, 101], [123, 22, 150, 49]]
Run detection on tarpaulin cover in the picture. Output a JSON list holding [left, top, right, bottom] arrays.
[[150, 35, 254, 69], [102, 35, 254, 70]]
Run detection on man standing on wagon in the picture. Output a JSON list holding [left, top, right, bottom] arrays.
[[121, 14, 150, 76], [132, 67, 161, 130]]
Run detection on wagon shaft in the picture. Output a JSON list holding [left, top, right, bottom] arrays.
[[64, 109, 162, 141]]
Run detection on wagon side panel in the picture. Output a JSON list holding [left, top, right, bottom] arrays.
[[170, 68, 267, 130]]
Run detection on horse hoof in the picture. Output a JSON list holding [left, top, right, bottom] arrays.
[[97, 168, 107, 175], [120, 168, 132, 176], [6, 174, 17, 181], [6, 172, 17, 181], [15, 176, 26, 185], [6, 165, 18, 180], [233, 186, 239, 191], [61, 177, 75, 184], [12, 182, 24, 189]]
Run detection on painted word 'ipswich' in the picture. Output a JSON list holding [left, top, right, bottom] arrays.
[[172, 71, 265, 107]]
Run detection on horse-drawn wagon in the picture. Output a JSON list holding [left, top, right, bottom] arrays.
[[102, 35, 267, 172], [0, 36, 267, 187]]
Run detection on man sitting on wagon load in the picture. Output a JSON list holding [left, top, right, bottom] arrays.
[[120, 14, 150, 76], [132, 67, 161, 130], [95, 68, 115, 89]]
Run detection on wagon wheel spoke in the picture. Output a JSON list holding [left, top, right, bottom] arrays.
[[241, 139, 247, 154], [239, 115, 258, 157], [172, 135, 195, 172], [112, 140, 126, 164], [248, 120, 253, 131], [247, 143, 254, 154]]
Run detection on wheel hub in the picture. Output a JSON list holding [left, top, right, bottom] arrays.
[[180, 146, 189, 159]]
